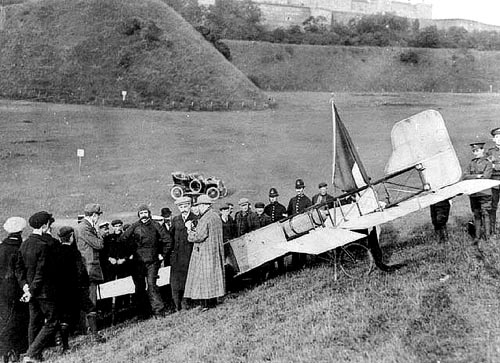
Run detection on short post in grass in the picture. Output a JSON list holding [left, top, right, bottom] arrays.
[[77, 148, 84, 178]]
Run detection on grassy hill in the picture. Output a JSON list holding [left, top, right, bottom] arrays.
[[0, 0, 269, 110], [226, 40, 500, 93]]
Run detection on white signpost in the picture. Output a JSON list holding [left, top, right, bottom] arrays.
[[77, 148, 84, 177]]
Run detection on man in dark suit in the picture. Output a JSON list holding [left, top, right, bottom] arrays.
[[119, 205, 169, 317], [168, 197, 197, 311], [16, 211, 60, 362], [312, 182, 335, 209]]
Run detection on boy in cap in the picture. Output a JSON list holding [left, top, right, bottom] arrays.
[[264, 188, 287, 223], [486, 127, 500, 235], [56, 226, 94, 352], [255, 202, 272, 228], [1, 217, 28, 362], [220, 204, 236, 243], [234, 198, 260, 237], [16, 211, 61, 362], [464, 142, 493, 242]]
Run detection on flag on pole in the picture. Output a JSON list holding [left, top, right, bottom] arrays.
[[331, 102, 370, 193]]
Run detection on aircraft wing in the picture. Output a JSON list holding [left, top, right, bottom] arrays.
[[339, 179, 500, 230], [276, 228, 367, 255]]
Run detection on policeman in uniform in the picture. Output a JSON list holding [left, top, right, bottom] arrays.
[[263, 188, 287, 274], [287, 179, 312, 269], [464, 142, 493, 242], [286, 179, 312, 216], [486, 127, 500, 235], [264, 188, 287, 223]]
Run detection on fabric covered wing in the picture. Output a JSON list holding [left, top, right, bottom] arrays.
[[340, 179, 500, 230], [277, 228, 367, 254]]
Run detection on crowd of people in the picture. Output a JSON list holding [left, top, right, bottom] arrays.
[[0, 179, 336, 363]]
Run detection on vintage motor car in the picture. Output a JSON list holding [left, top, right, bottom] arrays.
[[170, 171, 228, 201]]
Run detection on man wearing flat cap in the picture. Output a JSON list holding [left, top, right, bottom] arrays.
[[464, 142, 493, 242], [312, 182, 335, 209], [169, 196, 197, 311], [16, 211, 61, 362], [75, 203, 105, 339], [185, 195, 225, 311], [119, 204, 169, 317], [234, 198, 260, 237], [1, 217, 28, 362], [487, 127, 500, 235]]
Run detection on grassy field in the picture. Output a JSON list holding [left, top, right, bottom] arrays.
[[227, 40, 500, 94], [1, 92, 500, 362]]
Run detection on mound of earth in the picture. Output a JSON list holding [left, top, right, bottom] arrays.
[[0, 0, 268, 110]]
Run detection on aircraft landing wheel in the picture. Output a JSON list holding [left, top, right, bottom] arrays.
[[339, 242, 374, 279], [170, 185, 184, 200], [206, 186, 220, 200]]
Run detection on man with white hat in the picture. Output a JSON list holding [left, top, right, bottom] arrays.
[[184, 195, 225, 311], [1, 217, 28, 362], [169, 196, 197, 311]]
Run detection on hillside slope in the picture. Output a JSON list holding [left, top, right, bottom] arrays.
[[0, 0, 268, 110], [47, 218, 500, 363], [227, 40, 500, 93]]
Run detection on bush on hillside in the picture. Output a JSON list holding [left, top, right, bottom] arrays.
[[399, 49, 420, 64]]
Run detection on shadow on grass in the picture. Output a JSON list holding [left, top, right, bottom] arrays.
[[403, 284, 478, 363]]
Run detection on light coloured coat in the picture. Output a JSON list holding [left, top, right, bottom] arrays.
[[184, 208, 225, 299], [75, 219, 104, 283]]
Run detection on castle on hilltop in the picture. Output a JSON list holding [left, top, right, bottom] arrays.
[[198, 0, 432, 28]]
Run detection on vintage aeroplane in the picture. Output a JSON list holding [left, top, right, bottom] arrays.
[[56, 102, 500, 301], [222, 102, 500, 279]]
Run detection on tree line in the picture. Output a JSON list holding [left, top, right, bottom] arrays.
[[165, 0, 500, 51]]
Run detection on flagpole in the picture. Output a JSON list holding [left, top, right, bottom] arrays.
[[330, 95, 336, 192]]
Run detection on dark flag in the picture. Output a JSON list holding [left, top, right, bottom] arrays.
[[332, 102, 370, 193]]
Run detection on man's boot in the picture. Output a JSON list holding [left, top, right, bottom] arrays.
[[484, 214, 491, 240], [490, 211, 496, 236], [87, 313, 106, 343], [60, 323, 70, 352], [473, 216, 482, 244]]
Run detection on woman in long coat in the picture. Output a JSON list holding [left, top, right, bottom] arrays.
[[185, 196, 225, 310], [0, 217, 29, 362]]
